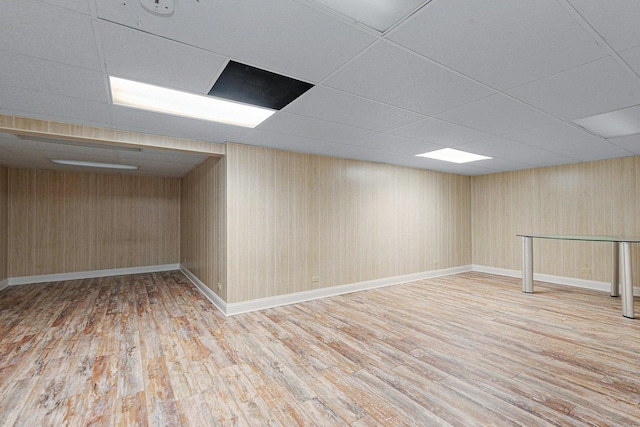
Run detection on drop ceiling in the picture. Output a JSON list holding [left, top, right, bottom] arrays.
[[1, 0, 640, 176]]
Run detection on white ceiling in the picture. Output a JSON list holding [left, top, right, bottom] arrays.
[[1, 0, 640, 176], [0, 133, 207, 177]]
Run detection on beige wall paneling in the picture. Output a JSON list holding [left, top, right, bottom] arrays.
[[0, 166, 7, 282], [8, 169, 180, 277], [180, 156, 226, 299], [472, 156, 640, 284], [226, 143, 472, 304], [7, 169, 34, 277]]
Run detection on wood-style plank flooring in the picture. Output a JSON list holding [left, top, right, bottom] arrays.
[[1, 271, 640, 426]]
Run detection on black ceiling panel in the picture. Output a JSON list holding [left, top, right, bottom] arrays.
[[208, 61, 313, 110]]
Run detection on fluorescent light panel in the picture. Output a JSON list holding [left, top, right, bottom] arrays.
[[18, 135, 142, 152], [311, 0, 430, 32], [572, 104, 640, 138], [416, 148, 491, 163], [109, 76, 275, 128], [51, 159, 139, 170]]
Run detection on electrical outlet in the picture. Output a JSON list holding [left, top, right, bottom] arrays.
[[433, 260, 439, 266], [311, 276, 320, 283], [581, 268, 591, 275], [217, 282, 222, 291]]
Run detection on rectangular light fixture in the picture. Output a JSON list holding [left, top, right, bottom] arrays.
[[109, 76, 275, 128], [311, 0, 431, 32], [51, 159, 139, 170], [415, 148, 491, 163], [18, 135, 142, 152], [572, 105, 640, 138]]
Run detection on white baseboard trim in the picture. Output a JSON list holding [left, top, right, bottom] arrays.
[[0, 278, 8, 292], [179, 266, 226, 315], [7, 264, 180, 286], [225, 265, 472, 316], [472, 265, 640, 296], [180, 265, 472, 317]]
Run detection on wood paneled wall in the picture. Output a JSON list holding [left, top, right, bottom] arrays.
[[226, 143, 471, 303], [180, 156, 226, 299], [8, 169, 180, 277], [0, 166, 7, 282], [471, 156, 640, 283]]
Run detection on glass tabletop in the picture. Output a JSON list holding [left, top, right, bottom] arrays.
[[517, 234, 640, 243]]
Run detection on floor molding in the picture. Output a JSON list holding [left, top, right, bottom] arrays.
[[179, 265, 471, 317], [226, 265, 472, 316], [0, 278, 8, 292], [179, 266, 227, 315], [472, 264, 640, 296], [7, 264, 181, 286]]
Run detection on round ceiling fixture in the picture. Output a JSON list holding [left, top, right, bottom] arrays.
[[140, 0, 174, 16]]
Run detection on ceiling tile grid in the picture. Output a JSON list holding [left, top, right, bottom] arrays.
[[283, 86, 426, 132], [565, 0, 640, 53], [0, 0, 639, 176], [0, 0, 101, 70], [324, 41, 495, 116], [388, 0, 608, 90], [96, 21, 229, 94], [435, 95, 557, 136], [239, 129, 346, 155], [0, 50, 107, 103], [257, 112, 377, 144], [96, 0, 377, 83], [506, 56, 640, 120]]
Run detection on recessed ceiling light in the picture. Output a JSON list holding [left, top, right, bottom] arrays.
[[311, 0, 432, 32], [572, 105, 640, 138], [51, 159, 139, 170], [109, 76, 275, 128], [415, 148, 492, 163]]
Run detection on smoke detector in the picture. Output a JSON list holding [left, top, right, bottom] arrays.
[[140, 0, 174, 16]]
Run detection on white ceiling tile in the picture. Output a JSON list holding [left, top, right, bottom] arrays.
[[395, 155, 495, 174], [453, 136, 580, 167], [284, 86, 425, 132], [0, 136, 204, 177], [351, 134, 442, 156], [507, 57, 640, 120], [322, 145, 407, 164], [471, 158, 535, 171], [39, 0, 90, 14], [435, 95, 556, 135], [389, 117, 492, 146], [455, 137, 539, 159], [324, 41, 494, 115], [495, 149, 578, 167], [0, 85, 111, 125], [505, 123, 604, 150], [548, 140, 632, 161], [0, 50, 106, 102], [96, 0, 376, 83], [239, 130, 344, 155], [109, 105, 252, 143], [0, 0, 100, 70], [566, 0, 640, 52], [620, 45, 640, 78], [389, 0, 606, 90], [97, 21, 228, 94], [608, 134, 640, 154], [257, 112, 376, 143]]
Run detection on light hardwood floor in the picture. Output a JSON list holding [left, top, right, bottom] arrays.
[[1, 271, 639, 426]]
